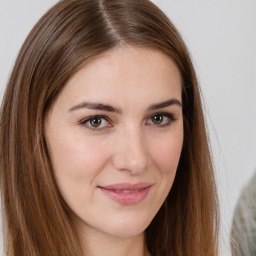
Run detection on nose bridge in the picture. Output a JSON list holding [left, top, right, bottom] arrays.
[[112, 123, 150, 174]]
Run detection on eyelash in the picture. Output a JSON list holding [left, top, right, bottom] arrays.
[[80, 115, 111, 131], [145, 112, 176, 127], [79, 112, 176, 131]]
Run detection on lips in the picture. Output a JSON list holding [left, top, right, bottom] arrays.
[[98, 182, 152, 205]]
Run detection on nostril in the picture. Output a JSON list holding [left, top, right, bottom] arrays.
[[111, 130, 150, 174], [111, 149, 150, 175]]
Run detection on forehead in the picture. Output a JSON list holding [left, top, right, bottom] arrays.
[[54, 46, 182, 111]]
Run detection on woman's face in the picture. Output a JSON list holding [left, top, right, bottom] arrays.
[[45, 46, 183, 239]]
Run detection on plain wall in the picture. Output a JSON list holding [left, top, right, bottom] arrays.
[[1, 0, 256, 255]]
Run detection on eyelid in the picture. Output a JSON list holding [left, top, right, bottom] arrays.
[[145, 112, 177, 126], [79, 112, 177, 131], [79, 115, 112, 131]]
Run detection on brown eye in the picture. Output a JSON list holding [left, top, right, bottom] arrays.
[[151, 114, 164, 124], [146, 112, 175, 127], [90, 117, 102, 127], [80, 115, 111, 130]]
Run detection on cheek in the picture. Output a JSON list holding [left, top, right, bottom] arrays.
[[46, 133, 112, 212], [151, 133, 183, 176], [145, 132, 183, 215], [47, 132, 110, 184]]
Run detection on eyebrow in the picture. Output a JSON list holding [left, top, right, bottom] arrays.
[[147, 99, 182, 111], [69, 102, 121, 113], [69, 98, 182, 113]]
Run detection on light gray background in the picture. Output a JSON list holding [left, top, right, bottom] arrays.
[[0, 0, 256, 255]]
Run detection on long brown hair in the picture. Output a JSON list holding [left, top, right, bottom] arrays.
[[0, 0, 219, 255]]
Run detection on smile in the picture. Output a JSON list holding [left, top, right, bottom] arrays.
[[98, 182, 152, 205]]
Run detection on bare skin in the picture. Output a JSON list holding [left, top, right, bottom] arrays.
[[45, 46, 183, 256]]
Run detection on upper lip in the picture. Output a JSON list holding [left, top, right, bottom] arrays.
[[98, 182, 152, 190]]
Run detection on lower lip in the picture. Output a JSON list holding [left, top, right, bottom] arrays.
[[99, 186, 151, 205]]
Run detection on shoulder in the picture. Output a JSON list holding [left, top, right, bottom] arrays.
[[231, 171, 256, 256]]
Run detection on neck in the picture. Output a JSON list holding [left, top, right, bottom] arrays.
[[78, 225, 149, 256]]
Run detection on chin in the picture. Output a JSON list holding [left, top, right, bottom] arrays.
[[103, 215, 151, 238]]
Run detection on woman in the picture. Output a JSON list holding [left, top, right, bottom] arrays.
[[0, 0, 219, 255]]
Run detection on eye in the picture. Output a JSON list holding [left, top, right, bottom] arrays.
[[146, 112, 176, 127], [80, 115, 111, 130]]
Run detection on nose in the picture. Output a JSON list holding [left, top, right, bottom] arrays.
[[111, 127, 151, 175]]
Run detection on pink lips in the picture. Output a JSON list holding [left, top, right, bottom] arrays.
[[99, 182, 152, 205]]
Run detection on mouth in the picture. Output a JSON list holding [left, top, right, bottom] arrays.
[[98, 182, 152, 205]]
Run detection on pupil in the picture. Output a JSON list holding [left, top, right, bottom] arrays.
[[91, 117, 101, 127], [153, 115, 163, 124]]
